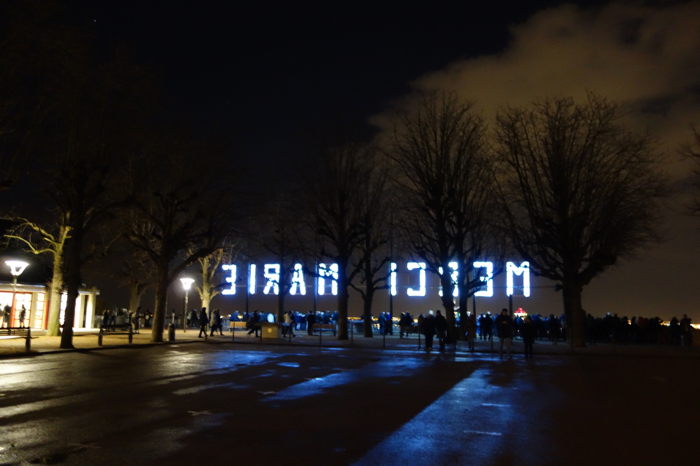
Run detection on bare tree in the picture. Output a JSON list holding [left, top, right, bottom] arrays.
[[307, 143, 375, 340], [195, 248, 225, 315], [194, 241, 241, 317], [386, 92, 499, 339], [258, 207, 306, 324], [348, 155, 392, 338], [125, 140, 236, 343], [116, 247, 153, 315], [495, 94, 666, 348]]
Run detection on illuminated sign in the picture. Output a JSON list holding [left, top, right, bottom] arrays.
[[219, 261, 531, 298]]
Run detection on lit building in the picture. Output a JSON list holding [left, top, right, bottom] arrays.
[[0, 281, 100, 330]]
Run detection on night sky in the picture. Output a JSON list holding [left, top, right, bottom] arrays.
[[9, 1, 700, 320]]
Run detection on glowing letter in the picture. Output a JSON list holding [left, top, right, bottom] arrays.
[[506, 261, 530, 297], [248, 264, 257, 295], [263, 264, 280, 295], [438, 261, 459, 297], [317, 263, 338, 296], [290, 263, 307, 295], [390, 262, 397, 296], [473, 261, 494, 297], [222, 264, 237, 295], [406, 262, 426, 297]]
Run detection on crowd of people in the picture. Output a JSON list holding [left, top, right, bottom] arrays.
[[97, 305, 694, 352], [401, 309, 694, 356]]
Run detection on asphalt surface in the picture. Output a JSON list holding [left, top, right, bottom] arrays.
[[1, 341, 698, 466]]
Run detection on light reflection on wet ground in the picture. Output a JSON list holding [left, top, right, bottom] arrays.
[[4, 344, 694, 465]]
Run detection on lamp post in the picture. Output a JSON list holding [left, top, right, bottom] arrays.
[[5, 260, 29, 328], [180, 277, 195, 333]]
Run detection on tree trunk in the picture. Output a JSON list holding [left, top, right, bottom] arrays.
[[336, 261, 349, 340], [59, 279, 78, 349], [277, 266, 286, 324], [438, 270, 457, 340], [458, 292, 468, 340], [59, 234, 82, 349], [277, 292, 285, 325], [562, 282, 585, 348], [46, 255, 64, 336], [128, 284, 144, 314], [200, 289, 211, 315], [151, 269, 169, 343]]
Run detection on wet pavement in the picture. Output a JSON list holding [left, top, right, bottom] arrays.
[[0, 335, 699, 465]]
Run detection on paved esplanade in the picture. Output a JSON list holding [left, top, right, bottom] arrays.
[[0, 334, 698, 465]]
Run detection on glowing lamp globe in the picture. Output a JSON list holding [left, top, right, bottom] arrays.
[[5, 260, 29, 278], [179, 277, 195, 291]]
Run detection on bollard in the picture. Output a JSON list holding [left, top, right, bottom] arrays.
[[25, 327, 31, 352], [168, 323, 176, 341], [98, 329, 103, 346], [128, 325, 133, 344]]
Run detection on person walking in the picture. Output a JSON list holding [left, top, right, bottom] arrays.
[[210, 309, 223, 336], [247, 310, 261, 337], [521, 315, 536, 359], [306, 310, 316, 336], [496, 308, 514, 359], [421, 311, 436, 353], [465, 313, 477, 352], [198, 307, 209, 338], [284, 311, 295, 338]]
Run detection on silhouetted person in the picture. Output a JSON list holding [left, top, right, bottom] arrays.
[[435, 310, 447, 352], [102, 309, 111, 331], [1, 305, 10, 328], [198, 307, 209, 338], [306, 310, 316, 336], [521, 315, 536, 359], [465, 313, 476, 352], [210, 309, 223, 336], [421, 311, 436, 353], [496, 308, 514, 359], [548, 314, 560, 344], [680, 314, 693, 347], [669, 316, 680, 345], [483, 313, 494, 341], [247, 310, 261, 337], [283, 311, 295, 337], [19, 305, 26, 328]]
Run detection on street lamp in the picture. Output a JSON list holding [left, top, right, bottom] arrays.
[[179, 277, 195, 333], [5, 260, 29, 328]]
